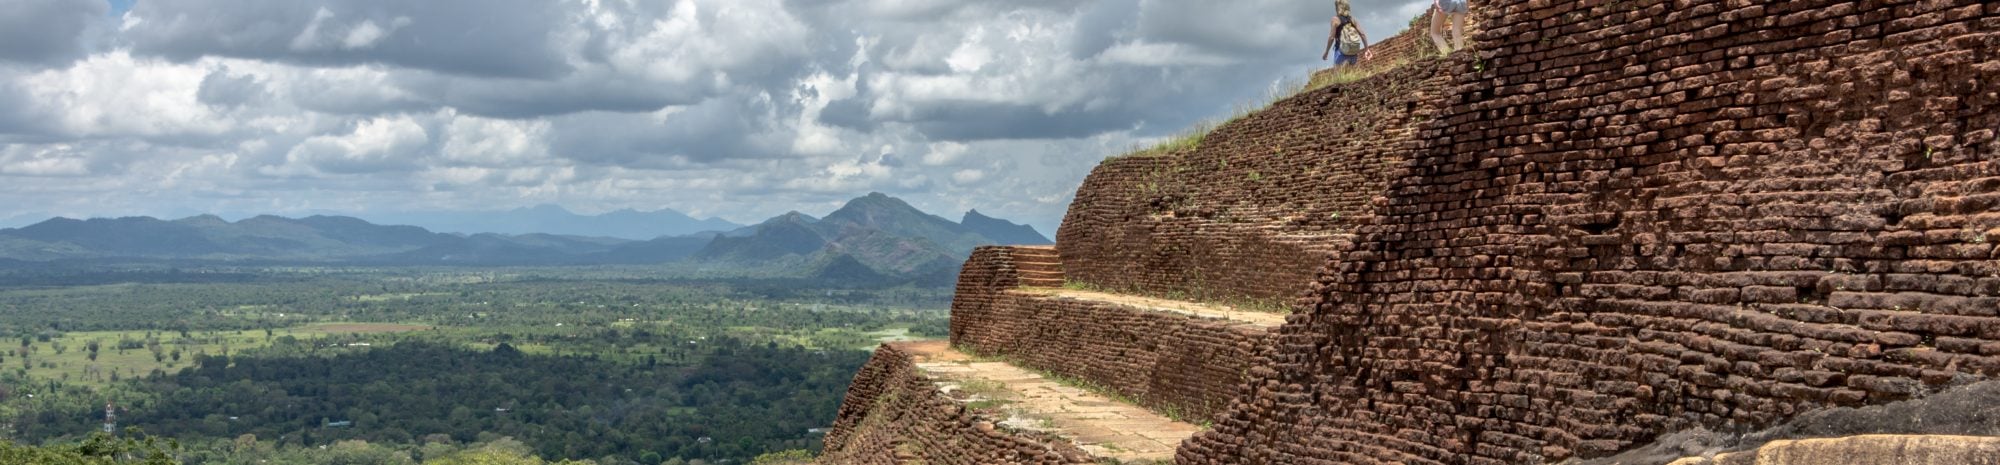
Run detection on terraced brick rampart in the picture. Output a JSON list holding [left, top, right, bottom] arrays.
[[1056, 61, 1452, 304], [1182, 1, 2000, 464], [949, 246, 1278, 424], [817, 343, 1097, 465]]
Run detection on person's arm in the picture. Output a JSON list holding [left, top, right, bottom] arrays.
[[1358, 24, 1373, 59], [1322, 19, 1337, 60]]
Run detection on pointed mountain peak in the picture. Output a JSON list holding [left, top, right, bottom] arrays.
[[959, 208, 1052, 245], [827, 192, 929, 220], [766, 211, 819, 224], [24, 216, 83, 227]]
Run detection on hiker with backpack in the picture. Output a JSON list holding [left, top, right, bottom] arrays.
[[1429, 0, 1469, 53], [1321, 0, 1371, 66]]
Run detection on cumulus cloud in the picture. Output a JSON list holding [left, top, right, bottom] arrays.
[[272, 114, 432, 176], [124, 0, 570, 78], [0, 0, 1428, 232], [15, 51, 227, 139]]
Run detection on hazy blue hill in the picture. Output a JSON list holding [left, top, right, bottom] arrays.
[[589, 233, 718, 264], [0, 215, 573, 262], [811, 253, 893, 286], [0, 235, 92, 261], [366, 205, 741, 240], [819, 227, 957, 275], [7, 216, 228, 257], [385, 233, 630, 265], [961, 209, 1051, 245], [819, 192, 990, 253], [694, 212, 827, 262], [289, 215, 455, 249], [685, 193, 1044, 284]]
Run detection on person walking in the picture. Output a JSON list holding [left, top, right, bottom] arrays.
[[1429, 0, 1469, 54], [1322, 0, 1371, 66]]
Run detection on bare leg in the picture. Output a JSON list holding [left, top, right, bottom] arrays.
[[1452, 12, 1468, 51], [1428, 9, 1450, 54]]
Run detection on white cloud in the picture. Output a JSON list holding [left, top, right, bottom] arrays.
[[920, 142, 968, 166], [607, 0, 809, 84], [1098, 41, 1234, 66], [290, 8, 337, 51], [17, 51, 228, 138], [275, 114, 431, 175], [342, 18, 411, 50], [441, 113, 550, 167]]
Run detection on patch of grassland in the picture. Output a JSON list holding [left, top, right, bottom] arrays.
[[10, 323, 429, 388]]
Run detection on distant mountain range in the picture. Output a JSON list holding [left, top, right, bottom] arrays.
[[0, 193, 1050, 286], [363, 205, 742, 240]]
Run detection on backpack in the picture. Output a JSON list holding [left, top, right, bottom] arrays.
[[1336, 17, 1363, 54]]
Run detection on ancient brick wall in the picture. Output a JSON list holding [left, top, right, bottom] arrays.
[[1182, 0, 2000, 464], [1057, 61, 1451, 304], [949, 246, 1271, 423], [818, 344, 1096, 465], [949, 246, 1025, 342]]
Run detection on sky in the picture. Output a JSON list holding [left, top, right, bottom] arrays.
[[0, 0, 1431, 234]]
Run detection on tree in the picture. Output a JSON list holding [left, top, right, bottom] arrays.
[[0, 433, 178, 465], [750, 450, 813, 465], [423, 438, 595, 465]]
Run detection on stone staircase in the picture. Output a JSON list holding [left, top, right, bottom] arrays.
[[1010, 246, 1064, 288]]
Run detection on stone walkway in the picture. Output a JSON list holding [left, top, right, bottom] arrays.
[[1010, 288, 1289, 327], [903, 341, 1199, 463]]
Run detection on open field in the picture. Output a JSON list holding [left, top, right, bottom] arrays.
[[306, 323, 433, 334], [11, 322, 431, 388]]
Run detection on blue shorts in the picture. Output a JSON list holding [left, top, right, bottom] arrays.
[[1332, 51, 1358, 66], [1438, 0, 1468, 13]]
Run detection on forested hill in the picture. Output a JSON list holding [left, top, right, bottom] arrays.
[[693, 193, 1050, 279]]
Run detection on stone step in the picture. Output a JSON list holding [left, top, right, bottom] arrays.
[[1016, 270, 1065, 279], [905, 341, 1203, 463], [1010, 288, 1288, 327], [1018, 278, 1065, 288]]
